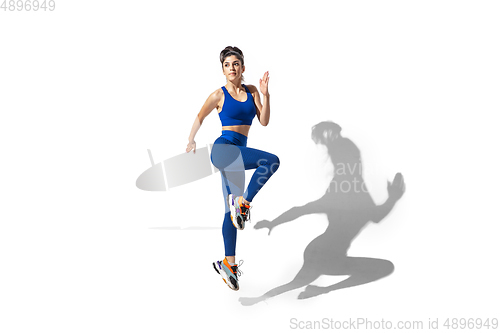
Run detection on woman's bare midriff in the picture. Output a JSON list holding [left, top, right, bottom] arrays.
[[222, 125, 250, 137]]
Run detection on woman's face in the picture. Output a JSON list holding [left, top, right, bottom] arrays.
[[222, 55, 244, 82]]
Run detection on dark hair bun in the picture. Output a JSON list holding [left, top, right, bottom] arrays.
[[220, 46, 244, 65]]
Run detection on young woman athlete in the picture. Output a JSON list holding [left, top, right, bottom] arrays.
[[186, 46, 280, 291]]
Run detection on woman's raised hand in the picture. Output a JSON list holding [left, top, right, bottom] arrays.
[[259, 71, 270, 97]]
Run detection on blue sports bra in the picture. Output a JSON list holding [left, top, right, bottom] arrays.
[[218, 84, 256, 126]]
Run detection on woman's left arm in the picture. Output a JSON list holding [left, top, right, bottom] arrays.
[[250, 71, 270, 126]]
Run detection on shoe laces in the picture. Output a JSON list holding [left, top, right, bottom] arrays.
[[231, 260, 244, 277], [239, 200, 252, 222]]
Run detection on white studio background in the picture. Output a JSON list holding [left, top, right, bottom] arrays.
[[1, 1, 499, 332]]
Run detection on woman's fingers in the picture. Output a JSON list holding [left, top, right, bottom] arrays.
[[263, 71, 269, 82], [186, 142, 196, 153]]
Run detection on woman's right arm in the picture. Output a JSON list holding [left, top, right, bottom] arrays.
[[186, 89, 222, 153]]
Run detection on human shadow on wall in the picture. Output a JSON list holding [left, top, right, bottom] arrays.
[[239, 121, 406, 306]]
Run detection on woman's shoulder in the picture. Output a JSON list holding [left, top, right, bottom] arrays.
[[244, 84, 258, 93], [208, 87, 224, 99]]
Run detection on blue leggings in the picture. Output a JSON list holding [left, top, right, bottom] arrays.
[[210, 130, 280, 256]]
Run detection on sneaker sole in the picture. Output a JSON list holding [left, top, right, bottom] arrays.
[[213, 261, 239, 291]]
